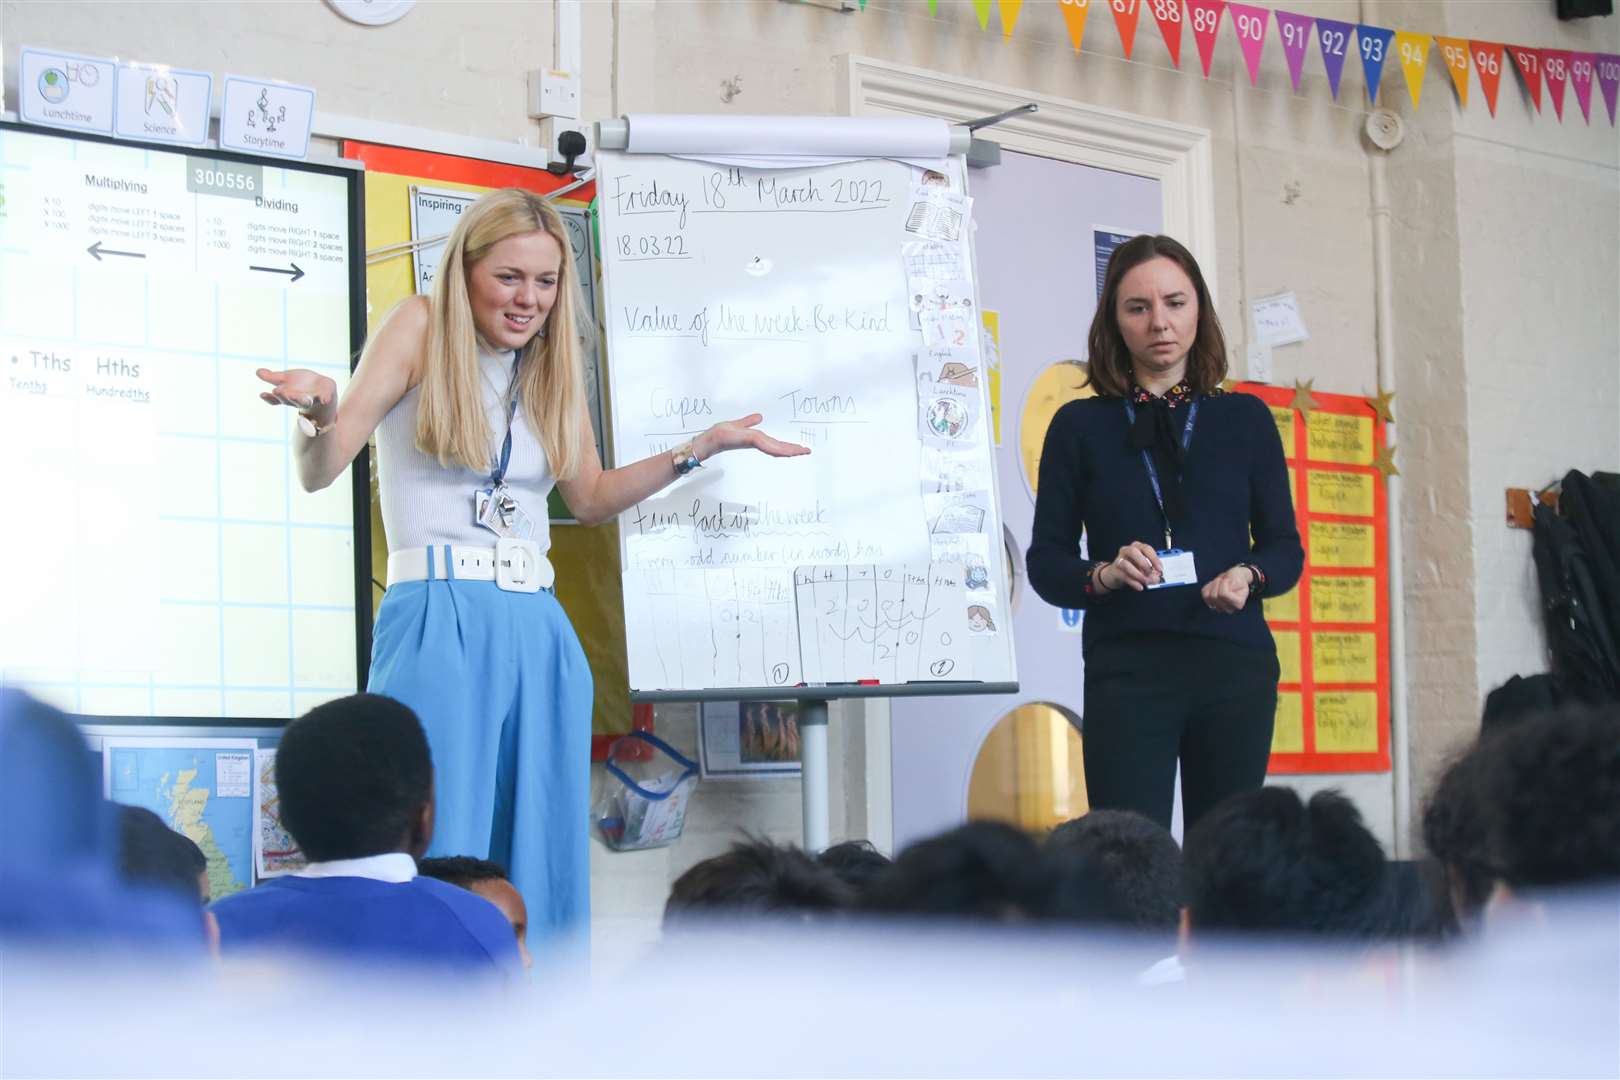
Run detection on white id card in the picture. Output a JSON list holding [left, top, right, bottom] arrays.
[[474, 486, 535, 540], [1146, 549, 1198, 590]]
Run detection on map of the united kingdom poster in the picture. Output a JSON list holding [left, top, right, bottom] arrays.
[[104, 736, 255, 900]]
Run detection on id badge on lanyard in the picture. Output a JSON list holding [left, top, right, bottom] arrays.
[[474, 353, 535, 541], [1123, 396, 1199, 589]]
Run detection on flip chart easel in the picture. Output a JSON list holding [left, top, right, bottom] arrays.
[[594, 115, 1019, 849]]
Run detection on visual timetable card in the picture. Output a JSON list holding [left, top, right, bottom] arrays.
[[1236, 383, 1391, 773]]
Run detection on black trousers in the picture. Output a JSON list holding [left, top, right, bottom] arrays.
[[1081, 632, 1279, 833]]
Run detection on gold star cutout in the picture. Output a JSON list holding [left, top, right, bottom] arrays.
[[1372, 443, 1399, 479], [1366, 387, 1396, 425], [1290, 378, 1320, 422], [1220, 377, 1241, 393]]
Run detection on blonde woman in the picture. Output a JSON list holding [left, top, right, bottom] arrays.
[[257, 188, 806, 940]]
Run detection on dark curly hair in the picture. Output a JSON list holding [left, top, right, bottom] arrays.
[[1047, 809, 1182, 933], [1183, 787, 1391, 938], [1475, 707, 1619, 890]]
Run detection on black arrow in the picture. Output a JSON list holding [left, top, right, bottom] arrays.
[[87, 241, 146, 261], [249, 262, 305, 283]]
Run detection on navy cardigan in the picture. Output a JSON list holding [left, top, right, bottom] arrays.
[[1026, 391, 1303, 655]]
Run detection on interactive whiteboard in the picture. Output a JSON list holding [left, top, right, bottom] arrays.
[[0, 121, 369, 721]]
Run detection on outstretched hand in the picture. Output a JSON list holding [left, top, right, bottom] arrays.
[[695, 414, 810, 461], [256, 367, 337, 420]]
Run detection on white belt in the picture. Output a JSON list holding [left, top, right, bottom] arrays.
[[387, 540, 554, 593]]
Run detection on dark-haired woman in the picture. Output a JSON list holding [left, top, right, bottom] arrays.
[[1027, 235, 1302, 832]]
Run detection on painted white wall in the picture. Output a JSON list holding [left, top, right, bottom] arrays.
[[1, 0, 555, 144], [1440, 0, 1620, 710]]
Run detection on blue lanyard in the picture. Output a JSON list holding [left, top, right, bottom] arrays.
[[490, 352, 521, 488], [1121, 396, 1199, 549]]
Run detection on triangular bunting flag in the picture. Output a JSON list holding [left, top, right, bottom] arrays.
[[1187, 0, 1225, 77], [1275, 10, 1314, 93], [1570, 53, 1596, 123], [1508, 45, 1544, 113], [1356, 25, 1396, 105], [1394, 31, 1430, 108], [1228, 3, 1270, 86], [998, 0, 1023, 37], [1470, 41, 1505, 116], [1599, 55, 1620, 126], [1435, 36, 1470, 107], [1110, 0, 1143, 60], [1542, 49, 1570, 121], [1149, 0, 1185, 67], [1316, 18, 1354, 100], [1058, 0, 1092, 53], [928, 0, 938, 14], [970, 0, 993, 30]]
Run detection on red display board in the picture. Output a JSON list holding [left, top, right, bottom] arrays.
[[1235, 383, 1392, 774]]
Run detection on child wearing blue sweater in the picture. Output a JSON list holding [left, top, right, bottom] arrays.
[[209, 694, 521, 975]]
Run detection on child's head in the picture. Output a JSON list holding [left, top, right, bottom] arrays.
[[1046, 810, 1181, 937], [1183, 787, 1391, 940], [417, 856, 531, 969], [861, 822, 1052, 923], [275, 694, 435, 863], [1427, 706, 1620, 922], [664, 840, 853, 928], [816, 840, 892, 894], [117, 805, 209, 903]]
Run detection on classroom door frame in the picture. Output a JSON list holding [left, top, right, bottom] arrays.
[[837, 53, 1218, 853]]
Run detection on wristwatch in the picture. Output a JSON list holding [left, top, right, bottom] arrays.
[[671, 440, 703, 476]]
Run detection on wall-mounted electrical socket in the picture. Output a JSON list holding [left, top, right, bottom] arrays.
[[527, 68, 580, 120]]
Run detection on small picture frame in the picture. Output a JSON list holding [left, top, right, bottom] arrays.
[[698, 701, 803, 779]]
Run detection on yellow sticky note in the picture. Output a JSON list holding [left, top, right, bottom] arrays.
[[1264, 586, 1300, 622], [1270, 406, 1295, 456], [1306, 413, 1373, 465], [1310, 522, 1376, 568], [1274, 630, 1302, 684], [1307, 470, 1375, 517], [1312, 631, 1378, 683], [1313, 691, 1379, 753], [1311, 576, 1376, 624], [1272, 691, 1304, 754], [1288, 466, 1299, 501]]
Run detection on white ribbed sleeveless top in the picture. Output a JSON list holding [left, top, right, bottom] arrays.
[[375, 344, 555, 570]]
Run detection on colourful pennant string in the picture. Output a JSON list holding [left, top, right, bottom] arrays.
[[1471, 41, 1506, 116], [1228, 4, 1270, 87], [1316, 18, 1354, 100], [1058, 0, 1092, 53], [1356, 24, 1396, 106], [1275, 10, 1314, 93], [1187, 0, 1225, 78]]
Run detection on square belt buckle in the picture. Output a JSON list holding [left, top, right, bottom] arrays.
[[495, 538, 543, 594]]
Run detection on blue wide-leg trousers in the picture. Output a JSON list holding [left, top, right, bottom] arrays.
[[368, 576, 593, 943]]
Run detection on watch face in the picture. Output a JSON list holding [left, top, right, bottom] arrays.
[[297, 413, 319, 438], [325, 0, 416, 26]]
